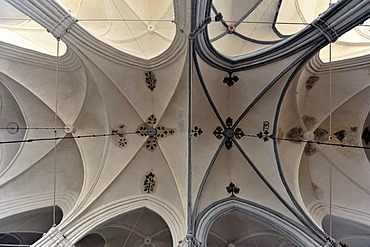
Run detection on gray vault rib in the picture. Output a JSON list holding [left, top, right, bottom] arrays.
[[230, 45, 331, 239], [191, 138, 226, 233], [195, 21, 319, 71], [232, 0, 262, 29], [191, 19, 340, 242], [193, 0, 370, 71], [210, 0, 290, 41], [233, 31, 280, 45], [232, 139, 324, 241], [231, 46, 320, 129], [191, 43, 327, 241], [193, 52, 227, 130], [209, 0, 283, 45], [271, 0, 291, 39], [210, 4, 228, 29], [270, 42, 370, 244], [211, 0, 262, 29], [209, 31, 227, 43], [194, 197, 323, 246], [271, 44, 329, 240], [1, 1, 370, 246]]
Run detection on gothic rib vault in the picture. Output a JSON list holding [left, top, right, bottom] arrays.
[[0, 0, 370, 246]]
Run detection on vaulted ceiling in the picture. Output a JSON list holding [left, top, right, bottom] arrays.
[[0, 0, 369, 247]]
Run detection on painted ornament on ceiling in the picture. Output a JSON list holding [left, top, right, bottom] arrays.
[[136, 114, 176, 151], [191, 126, 203, 138], [213, 117, 244, 150], [142, 171, 157, 194], [223, 72, 239, 87], [305, 75, 319, 90], [226, 182, 240, 197], [112, 124, 128, 148], [145, 71, 157, 91]]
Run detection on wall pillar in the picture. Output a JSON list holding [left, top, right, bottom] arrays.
[[32, 227, 74, 247]]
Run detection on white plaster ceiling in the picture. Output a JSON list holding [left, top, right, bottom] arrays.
[[278, 62, 370, 229], [207, 210, 297, 246], [60, 0, 176, 59], [0, 0, 369, 246], [0, 0, 67, 56], [75, 208, 172, 247], [322, 215, 370, 247], [277, 0, 370, 61], [208, 0, 370, 59], [0, 206, 62, 246], [276, 0, 338, 35]]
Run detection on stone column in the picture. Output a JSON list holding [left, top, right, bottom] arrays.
[[32, 227, 74, 247]]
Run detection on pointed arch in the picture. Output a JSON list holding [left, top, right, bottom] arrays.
[[195, 197, 322, 246], [62, 195, 185, 246]]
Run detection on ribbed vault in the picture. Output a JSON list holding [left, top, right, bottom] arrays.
[[0, 1, 67, 55], [60, 0, 176, 59], [0, 1, 369, 247]]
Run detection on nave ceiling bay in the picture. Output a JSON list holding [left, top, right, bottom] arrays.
[[0, 0, 370, 246]]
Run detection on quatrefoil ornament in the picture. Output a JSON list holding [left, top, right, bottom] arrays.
[[213, 117, 245, 150], [136, 114, 176, 151]]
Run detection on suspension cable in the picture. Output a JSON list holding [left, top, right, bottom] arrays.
[[52, 38, 60, 227]]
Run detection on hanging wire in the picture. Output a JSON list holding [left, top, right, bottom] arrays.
[[1, 17, 370, 27], [1, 124, 67, 135], [241, 134, 370, 150], [0, 244, 31, 246], [0, 131, 138, 145], [0, 129, 368, 149], [122, 208, 145, 247], [329, 35, 333, 238], [0, 127, 68, 130], [1, 15, 370, 27], [328, 0, 334, 236], [52, 38, 60, 227]]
